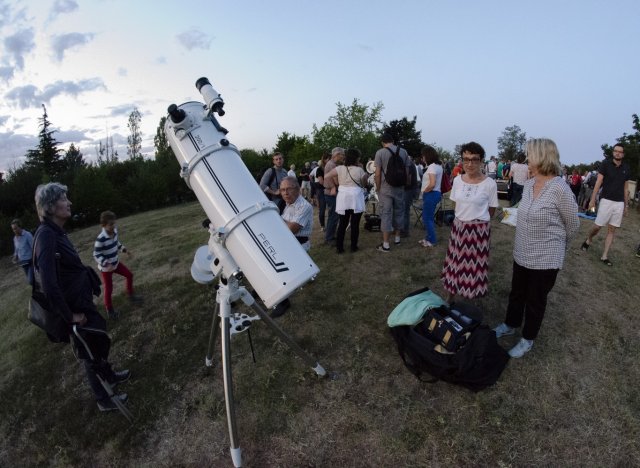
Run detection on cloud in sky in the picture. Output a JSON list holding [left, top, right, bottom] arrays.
[[0, 130, 37, 168], [56, 128, 88, 144], [51, 32, 94, 61], [49, 0, 78, 20], [0, 65, 13, 82], [5, 78, 106, 109], [176, 29, 213, 51], [107, 103, 136, 118], [4, 28, 35, 70], [0, 2, 11, 28]]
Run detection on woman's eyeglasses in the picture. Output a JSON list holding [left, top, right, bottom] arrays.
[[462, 158, 482, 164]]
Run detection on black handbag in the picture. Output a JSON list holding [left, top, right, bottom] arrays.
[[28, 228, 70, 343], [28, 289, 69, 343], [86, 266, 102, 297]]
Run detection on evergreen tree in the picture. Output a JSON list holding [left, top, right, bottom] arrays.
[[24, 104, 64, 179], [63, 143, 86, 172]]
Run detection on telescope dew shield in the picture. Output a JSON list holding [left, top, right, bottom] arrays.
[[165, 96, 319, 308]]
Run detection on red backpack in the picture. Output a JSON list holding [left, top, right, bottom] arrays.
[[441, 171, 452, 193]]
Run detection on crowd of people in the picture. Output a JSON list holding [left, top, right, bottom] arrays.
[[9, 134, 636, 414], [254, 135, 633, 360]]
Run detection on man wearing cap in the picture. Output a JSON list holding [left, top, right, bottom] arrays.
[[374, 132, 411, 252]]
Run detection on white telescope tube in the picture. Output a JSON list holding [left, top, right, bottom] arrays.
[[165, 84, 319, 308]]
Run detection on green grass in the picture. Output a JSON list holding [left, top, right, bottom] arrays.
[[1, 201, 639, 467]]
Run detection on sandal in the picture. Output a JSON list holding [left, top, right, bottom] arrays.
[[581, 240, 590, 251], [601, 258, 612, 266]]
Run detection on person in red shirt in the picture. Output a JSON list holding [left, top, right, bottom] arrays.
[[451, 161, 464, 178]]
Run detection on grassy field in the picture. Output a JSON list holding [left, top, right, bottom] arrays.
[[1, 200, 639, 467]]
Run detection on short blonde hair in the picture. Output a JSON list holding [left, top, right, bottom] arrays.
[[526, 138, 561, 176]]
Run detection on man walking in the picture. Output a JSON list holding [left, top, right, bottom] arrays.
[[11, 219, 34, 284], [374, 132, 410, 252], [581, 144, 631, 266]]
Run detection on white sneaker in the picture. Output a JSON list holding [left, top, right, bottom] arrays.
[[509, 338, 534, 358], [493, 323, 515, 338]]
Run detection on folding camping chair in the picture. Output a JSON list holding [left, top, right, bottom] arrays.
[[412, 199, 423, 227], [434, 191, 454, 226], [71, 325, 133, 422]]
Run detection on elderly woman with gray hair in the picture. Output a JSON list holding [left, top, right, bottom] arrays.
[[33, 182, 131, 412]]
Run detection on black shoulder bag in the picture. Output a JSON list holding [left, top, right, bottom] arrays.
[[28, 229, 70, 343]]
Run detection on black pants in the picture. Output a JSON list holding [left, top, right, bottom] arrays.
[[504, 261, 559, 340], [78, 307, 115, 400], [336, 210, 363, 252]]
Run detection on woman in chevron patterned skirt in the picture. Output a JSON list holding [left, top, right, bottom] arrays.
[[441, 142, 499, 304]]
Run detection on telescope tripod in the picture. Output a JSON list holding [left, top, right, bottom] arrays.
[[204, 273, 326, 468]]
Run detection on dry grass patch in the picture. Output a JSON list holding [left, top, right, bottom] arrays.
[[1, 201, 639, 466]]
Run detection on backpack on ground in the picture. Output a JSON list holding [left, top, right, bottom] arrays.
[[364, 213, 381, 231], [384, 146, 407, 187], [440, 170, 453, 193], [388, 287, 510, 392]]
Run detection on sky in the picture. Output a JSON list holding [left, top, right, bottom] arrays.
[[0, 0, 638, 174]]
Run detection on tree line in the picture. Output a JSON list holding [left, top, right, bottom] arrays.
[[1, 101, 637, 256]]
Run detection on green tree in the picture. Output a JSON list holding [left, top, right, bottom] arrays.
[[63, 143, 85, 172], [312, 99, 384, 160], [58, 143, 86, 188], [24, 104, 64, 179], [497, 124, 527, 161], [153, 116, 192, 203], [382, 116, 425, 157], [601, 114, 639, 181], [274, 132, 317, 170], [127, 107, 143, 159], [96, 135, 118, 164]]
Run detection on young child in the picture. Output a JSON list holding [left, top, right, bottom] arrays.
[[93, 211, 142, 319]]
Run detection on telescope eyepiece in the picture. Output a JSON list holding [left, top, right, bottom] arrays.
[[195, 77, 225, 116], [195, 77, 211, 91], [168, 104, 186, 123]]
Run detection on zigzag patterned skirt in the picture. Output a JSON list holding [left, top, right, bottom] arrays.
[[441, 218, 491, 299]]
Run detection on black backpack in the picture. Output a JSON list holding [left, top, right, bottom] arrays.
[[383, 146, 407, 187], [389, 288, 510, 392]]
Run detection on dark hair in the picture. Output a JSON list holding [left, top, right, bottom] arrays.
[[381, 132, 395, 144], [420, 145, 439, 165], [100, 210, 117, 225], [345, 148, 361, 166], [516, 152, 526, 164], [613, 143, 624, 150], [460, 141, 486, 159], [11, 218, 22, 227]]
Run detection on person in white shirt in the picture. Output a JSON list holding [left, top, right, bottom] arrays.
[[441, 142, 499, 304], [509, 152, 530, 206], [418, 145, 443, 248]]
